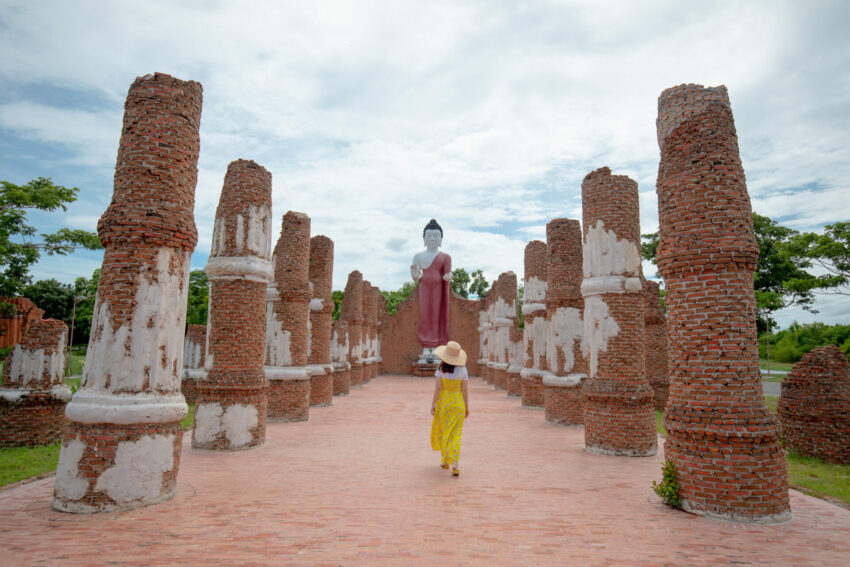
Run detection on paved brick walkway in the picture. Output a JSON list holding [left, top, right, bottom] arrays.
[[2, 375, 849, 566]]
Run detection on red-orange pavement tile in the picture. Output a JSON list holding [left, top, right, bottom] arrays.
[[2, 375, 849, 566]]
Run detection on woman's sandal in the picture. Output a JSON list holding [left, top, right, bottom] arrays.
[[440, 462, 449, 469], [451, 466, 460, 477]]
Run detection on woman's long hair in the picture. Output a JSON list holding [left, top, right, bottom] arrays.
[[440, 361, 456, 374]]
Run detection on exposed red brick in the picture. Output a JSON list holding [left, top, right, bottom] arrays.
[[180, 324, 206, 405], [656, 83, 790, 522], [1, 319, 69, 447], [194, 158, 272, 449], [341, 271, 364, 387], [581, 168, 656, 456], [521, 240, 548, 408], [308, 235, 334, 407], [0, 297, 44, 349], [53, 73, 202, 513], [778, 346, 850, 464]]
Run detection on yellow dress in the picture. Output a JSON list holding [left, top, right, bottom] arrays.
[[430, 370, 466, 466]]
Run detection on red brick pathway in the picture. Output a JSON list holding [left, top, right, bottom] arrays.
[[2, 375, 849, 566]]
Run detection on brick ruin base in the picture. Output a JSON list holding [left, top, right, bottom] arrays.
[[544, 375, 585, 426], [778, 346, 850, 464], [506, 368, 522, 397], [309, 369, 333, 407], [520, 370, 545, 408], [193, 386, 267, 450], [267, 375, 311, 422], [333, 363, 351, 395], [350, 363, 364, 388], [491, 364, 507, 390], [53, 421, 183, 513], [0, 394, 68, 447]]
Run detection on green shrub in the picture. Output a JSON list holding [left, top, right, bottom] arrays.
[[652, 459, 682, 509]]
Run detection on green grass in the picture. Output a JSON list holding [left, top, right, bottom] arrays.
[[763, 395, 778, 414], [181, 403, 195, 431], [787, 452, 850, 506], [655, 410, 666, 436], [67, 353, 85, 376], [759, 358, 795, 373], [0, 442, 61, 486]]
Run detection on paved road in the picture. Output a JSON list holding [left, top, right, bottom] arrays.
[[2, 375, 848, 566]]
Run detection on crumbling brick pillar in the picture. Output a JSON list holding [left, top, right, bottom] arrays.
[[331, 320, 351, 395], [581, 168, 656, 456], [490, 275, 516, 391], [360, 280, 375, 384], [657, 83, 790, 522], [341, 271, 364, 387], [308, 235, 334, 407], [643, 280, 669, 411], [53, 73, 201, 512], [265, 212, 312, 422], [375, 292, 386, 376], [477, 303, 491, 380], [1, 319, 70, 447], [366, 285, 380, 379], [180, 324, 206, 405], [194, 159, 273, 450], [521, 240, 548, 407], [778, 346, 850, 464], [543, 219, 588, 424]]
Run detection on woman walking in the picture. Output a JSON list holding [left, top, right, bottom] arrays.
[[430, 341, 469, 476]]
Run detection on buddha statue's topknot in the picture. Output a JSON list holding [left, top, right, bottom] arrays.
[[423, 218, 443, 238]]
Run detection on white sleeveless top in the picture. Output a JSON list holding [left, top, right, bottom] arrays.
[[435, 366, 468, 381]]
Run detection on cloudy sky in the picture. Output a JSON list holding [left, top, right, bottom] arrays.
[[1, 0, 848, 328]]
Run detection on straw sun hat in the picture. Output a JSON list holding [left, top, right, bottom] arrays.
[[434, 341, 467, 366]]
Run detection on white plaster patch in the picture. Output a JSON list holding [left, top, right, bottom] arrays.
[[82, 247, 189, 394], [50, 384, 72, 402], [6, 339, 66, 388], [205, 256, 273, 283], [494, 297, 516, 320], [583, 219, 642, 279], [194, 402, 258, 448], [212, 217, 226, 256], [530, 316, 549, 369], [95, 434, 175, 504], [265, 303, 292, 366], [183, 336, 203, 370], [235, 213, 245, 251], [330, 329, 349, 363], [54, 438, 89, 501], [508, 337, 523, 365], [546, 307, 583, 374], [247, 205, 272, 259], [65, 391, 187, 424], [581, 296, 620, 379], [525, 277, 548, 303], [310, 298, 324, 311]]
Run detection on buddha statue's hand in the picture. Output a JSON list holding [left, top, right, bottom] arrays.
[[442, 273, 452, 282], [411, 264, 422, 282]]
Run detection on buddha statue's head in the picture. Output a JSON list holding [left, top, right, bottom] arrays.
[[423, 219, 443, 250]]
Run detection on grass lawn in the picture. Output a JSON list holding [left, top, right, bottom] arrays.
[[0, 442, 61, 487], [759, 358, 795, 374]]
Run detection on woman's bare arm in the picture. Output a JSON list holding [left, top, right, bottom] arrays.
[[461, 379, 469, 418], [430, 374, 442, 415]]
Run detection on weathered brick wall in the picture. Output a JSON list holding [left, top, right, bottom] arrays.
[[308, 235, 334, 406], [54, 73, 201, 513], [379, 285, 481, 376], [778, 346, 850, 464], [341, 271, 364, 386], [489, 274, 516, 391], [194, 159, 272, 450], [331, 319, 351, 395], [540, 219, 586, 416], [643, 280, 669, 411], [521, 240, 548, 405], [181, 324, 206, 404], [478, 286, 493, 383], [375, 288, 386, 377], [1, 318, 70, 447], [656, 83, 790, 522], [544, 375, 586, 426], [0, 297, 44, 349], [361, 279, 375, 383], [581, 168, 656, 457], [266, 211, 312, 421]]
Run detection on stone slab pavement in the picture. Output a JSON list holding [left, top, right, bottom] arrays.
[[2, 375, 849, 566]]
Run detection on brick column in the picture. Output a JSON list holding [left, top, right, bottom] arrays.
[[331, 319, 351, 395], [375, 292, 386, 376], [656, 83, 790, 522], [643, 280, 669, 411], [581, 168, 656, 456], [543, 219, 588, 424], [341, 271, 364, 387], [521, 240, 548, 407], [478, 293, 492, 382], [1, 319, 70, 447], [360, 280, 374, 384], [308, 235, 334, 407], [368, 285, 381, 379], [490, 275, 512, 391], [778, 346, 850, 464], [194, 159, 273, 450], [180, 324, 206, 405], [53, 73, 201, 512], [265, 211, 312, 422]]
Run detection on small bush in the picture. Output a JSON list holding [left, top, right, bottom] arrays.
[[652, 459, 682, 509]]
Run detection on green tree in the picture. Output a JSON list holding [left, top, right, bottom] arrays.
[[380, 281, 415, 315], [788, 222, 850, 296], [186, 270, 209, 326], [450, 268, 472, 297], [0, 177, 102, 314], [332, 290, 344, 320], [71, 268, 99, 345], [641, 232, 660, 264], [22, 279, 75, 323], [468, 269, 489, 299]]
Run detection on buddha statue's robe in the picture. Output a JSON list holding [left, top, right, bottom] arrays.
[[418, 251, 451, 348]]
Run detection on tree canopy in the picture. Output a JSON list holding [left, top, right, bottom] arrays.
[[1, 177, 101, 314], [788, 221, 850, 296]]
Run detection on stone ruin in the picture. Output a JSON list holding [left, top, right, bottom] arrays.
[[340, 270, 365, 388], [265, 211, 312, 422], [194, 159, 273, 450], [53, 73, 202, 512], [180, 324, 206, 405], [360, 280, 375, 383], [520, 240, 548, 407], [477, 289, 493, 384], [656, 83, 790, 522], [308, 235, 335, 407], [542, 219, 587, 425], [643, 280, 669, 411], [331, 313, 351, 396], [1, 319, 70, 447], [487, 273, 520, 391], [0, 297, 44, 349], [778, 346, 850, 464]]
